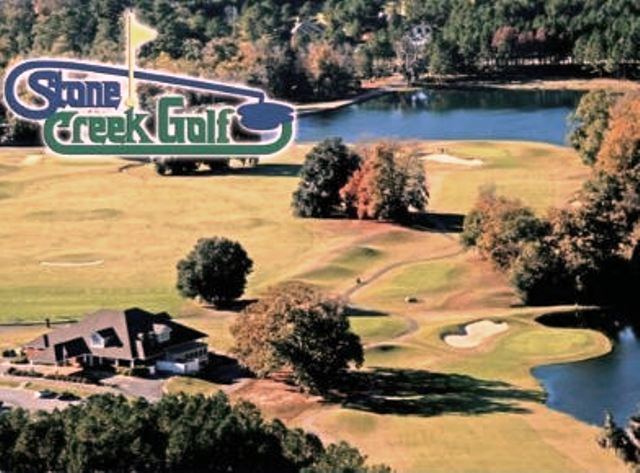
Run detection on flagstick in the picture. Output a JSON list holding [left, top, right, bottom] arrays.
[[127, 11, 135, 108]]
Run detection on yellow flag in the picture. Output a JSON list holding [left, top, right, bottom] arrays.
[[126, 11, 157, 107], [128, 12, 158, 50]]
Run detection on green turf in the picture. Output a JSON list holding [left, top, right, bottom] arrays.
[[349, 315, 410, 344]]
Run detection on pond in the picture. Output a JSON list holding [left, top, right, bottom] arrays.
[[532, 310, 640, 426], [297, 88, 582, 145]]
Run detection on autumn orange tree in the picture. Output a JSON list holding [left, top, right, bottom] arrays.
[[596, 93, 640, 174], [231, 282, 363, 394], [460, 186, 548, 270], [340, 142, 428, 222], [569, 90, 617, 166]]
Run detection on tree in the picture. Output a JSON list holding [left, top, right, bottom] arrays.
[[569, 90, 617, 166], [550, 172, 634, 296], [596, 93, 640, 174], [340, 142, 428, 222], [246, 41, 312, 102], [461, 187, 548, 270], [231, 282, 363, 394], [509, 240, 575, 305], [598, 410, 640, 467], [394, 34, 425, 84], [303, 441, 392, 473], [176, 237, 253, 307], [301, 42, 361, 101], [0, 0, 35, 68], [428, 38, 457, 76], [292, 138, 361, 218]]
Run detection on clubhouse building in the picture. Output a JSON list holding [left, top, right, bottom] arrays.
[[23, 308, 208, 375]]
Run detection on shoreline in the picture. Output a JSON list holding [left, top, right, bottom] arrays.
[[295, 87, 394, 116], [421, 77, 640, 92], [294, 74, 639, 116]]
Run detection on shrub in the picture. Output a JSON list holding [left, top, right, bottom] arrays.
[[0, 112, 40, 145], [177, 237, 253, 307], [7, 368, 44, 378]]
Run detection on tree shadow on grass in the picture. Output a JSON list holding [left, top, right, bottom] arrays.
[[405, 212, 466, 234], [183, 163, 302, 178], [344, 306, 389, 317], [238, 163, 301, 178], [203, 298, 258, 312], [197, 353, 254, 385], [328, 368, 543, 417]]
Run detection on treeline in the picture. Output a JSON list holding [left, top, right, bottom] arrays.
[[1, 0, 638, 95], [461, 90, 640, 306], [0, 392, 390, 473], [1, 0, 638, 143]]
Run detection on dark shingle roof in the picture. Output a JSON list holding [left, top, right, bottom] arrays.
[[25, 308, 207, 364]]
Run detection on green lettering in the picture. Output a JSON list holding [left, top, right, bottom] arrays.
[[89, 117, 107, 144], [125, 108, 152, 144], [107, 116, 126, 144]]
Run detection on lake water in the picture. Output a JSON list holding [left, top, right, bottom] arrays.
[[297, 88, 582, 145], [533, 310, 640, 426]]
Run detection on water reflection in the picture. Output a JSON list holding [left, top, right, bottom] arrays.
[[297, 88, 582, 145], [533, 309, 640, 425]]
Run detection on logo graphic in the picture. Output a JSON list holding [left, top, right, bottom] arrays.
[[2, 11, 295, 157]]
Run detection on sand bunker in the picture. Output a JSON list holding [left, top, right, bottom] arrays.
[[423, 153, 483, 167], [40, 260, 104, 267], [444, 320, 508, 348]]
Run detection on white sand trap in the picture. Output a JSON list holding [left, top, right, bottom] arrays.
[[423, 153, 484, 167], [444, 320, 508, 348], [22, 155, 44, 166], [40, 260, 104, 267]]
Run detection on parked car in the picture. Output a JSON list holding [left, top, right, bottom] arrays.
[[57, 392, 80, 401], [35, 389, 57, 399]]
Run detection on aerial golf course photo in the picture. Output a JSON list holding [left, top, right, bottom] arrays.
[[0, 138, 629, 472]]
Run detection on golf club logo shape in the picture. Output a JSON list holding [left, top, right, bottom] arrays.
[[2, 11, 295, 157]]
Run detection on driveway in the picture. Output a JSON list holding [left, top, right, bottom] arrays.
[[0, 387, 78, 411], [101, 375, 166, 401]]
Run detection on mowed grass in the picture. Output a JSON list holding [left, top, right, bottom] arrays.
[[348, 315, 411, 345], [164, 376, 225, 396], [357, 260, 466, 304], [421, 140, 590, 214], [0, 141, 623, 473], [0, 145, 358, 320], [0, 141, 582, 321]]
